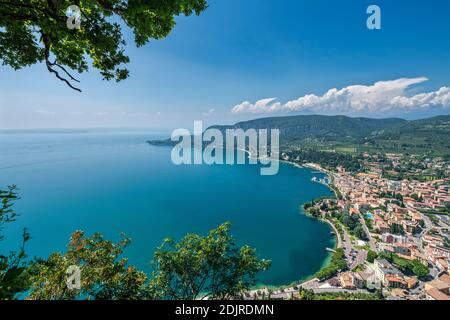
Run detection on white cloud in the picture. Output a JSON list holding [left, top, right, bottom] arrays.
[[231, 98, 282, 114], [201, 108, 216, 117], [231, 77, 450, 115]]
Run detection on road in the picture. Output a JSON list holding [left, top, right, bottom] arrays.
[[342, 227, 352, 256], [324, 219, 342, 248], [421, 212, 434, 230], [336, 223, 367, 270], [262, 278, 373, 300], [360, 217, 377, 252], [349, 249, 367, 270], [311, 287, 370, 294]]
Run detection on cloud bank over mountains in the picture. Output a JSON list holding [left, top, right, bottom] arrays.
[[231, 78, 450, 116]]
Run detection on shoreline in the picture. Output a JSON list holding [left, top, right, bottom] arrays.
[[285, 160, 342, 283], [148, 147, 339, 293], [250, 159, 339, 292]]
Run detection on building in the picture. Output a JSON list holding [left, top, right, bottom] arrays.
[[423, 234, 446, 247], [374, 217, 390, 234], [402, 220, 420, 234], [405, 277, 418, 289], [436, 259, 450, 273], [358, 271, 381, 290], [393, 243, 411, 256], [385, 275, 407, 289], [390, 289, 408, 300], [425, 274, 450, 300], [339, 272, 356, 290], [426, 288, 450, 301], [373, 259, 403, 286], [353, 272, 366, 289], [382, 233, 407, 244], [426, 245, 450, 263]]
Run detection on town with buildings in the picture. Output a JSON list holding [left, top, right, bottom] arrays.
[[247, 153, 450, 300]]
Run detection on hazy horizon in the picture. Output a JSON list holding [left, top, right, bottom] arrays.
[[1, 0, 450, 129], [0, 112, 449, 132]]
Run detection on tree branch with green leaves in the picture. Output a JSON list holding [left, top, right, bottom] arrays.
[[0, 0, 208, 91], [2, 187, 270, 300], [0, 186, 31, 300], [148, 222, 271, 300]]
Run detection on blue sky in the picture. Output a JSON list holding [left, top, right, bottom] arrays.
[[1, 0, 450, 129]]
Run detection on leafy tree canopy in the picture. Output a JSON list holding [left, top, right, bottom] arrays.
[[0, 0, 208, 91], [411, 260, 429, 278], [27, 230, 149, 300], [353, 225, 368, 241], [366, 250, 378, 263], [298, 287, 314, 300], [2, 187, 270, 300], [28, 223, 271, 300], [148, 222, 271, 300], [0, 186, 30, 300]]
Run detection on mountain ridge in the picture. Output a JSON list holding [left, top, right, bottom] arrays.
[[148, 114, 450, 155], [210, 114, 450, 155], [209, 115, 407, 139]]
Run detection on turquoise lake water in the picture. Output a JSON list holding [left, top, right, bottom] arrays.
[[0, 130, 334, 286]]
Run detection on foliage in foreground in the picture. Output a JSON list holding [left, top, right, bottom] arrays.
[[366, 250, 378, 263], [298, 287, 383, 300], [149, 222, 271, 300], [27, 225, 270, 300], [314, 248, 347, 281], [1, 187, 270, 300], [27, 231, 149, 300], [0, 186, 30, 300], [379, 251, 429, 278]]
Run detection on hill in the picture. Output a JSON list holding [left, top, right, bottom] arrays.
[[209, 114, 450, 155], [210, 115, 405, 140], [366, 115, 450, 155]]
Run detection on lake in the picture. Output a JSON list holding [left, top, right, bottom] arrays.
[[0, 129, 335, 286]]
